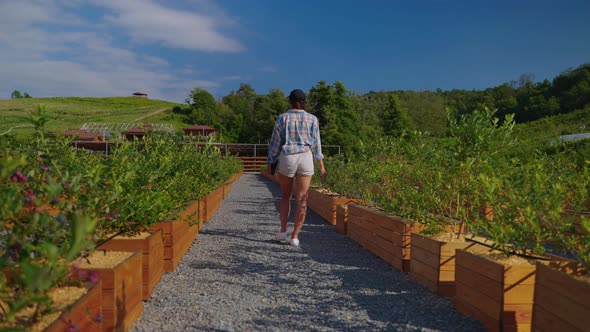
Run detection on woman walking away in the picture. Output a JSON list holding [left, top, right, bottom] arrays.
[[267, 89, 326, 247]]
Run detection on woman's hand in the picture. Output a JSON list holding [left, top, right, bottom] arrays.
[[319, 162, 327, 178]]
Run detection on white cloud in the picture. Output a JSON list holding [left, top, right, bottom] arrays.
[[91, 0, 242, 52], [0, 0, 236, 102]]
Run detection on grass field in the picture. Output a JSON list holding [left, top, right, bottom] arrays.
[[514, 108, 590, 144], [0, 97, 182, 136], [1, 96, 589, 144]]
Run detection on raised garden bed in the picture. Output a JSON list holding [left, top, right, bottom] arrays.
[[532, 261, 589, 332], [97, 230, 165, 301], [409, 233, 492, 297], [335, 205, 349, 235], [75, 251, 143, 331], [308, 189, 356, 225], [347, 204, 424, 271]]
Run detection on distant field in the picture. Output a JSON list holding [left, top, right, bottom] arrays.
[[514, 108, 590, 144], [0, 97, 183, 136]]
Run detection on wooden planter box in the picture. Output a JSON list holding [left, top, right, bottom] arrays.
[[197, 198, 206, 231], [77, 251, 142, 332], [409, 233, 492, 297], [97, 230, 165, 301], [308, 189, 356, 225], [335, 205, 349, 235], [41, 282, 102, 332], [204, 185, 225, 222], [532, 262, 589, 332], [347, 204, 424, 271], [150, 200, 199, 272], [453, 250, 562, 332]]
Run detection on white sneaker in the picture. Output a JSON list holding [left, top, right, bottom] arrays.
[[289, 238, 300, 247], [275, 232, 287, 242]]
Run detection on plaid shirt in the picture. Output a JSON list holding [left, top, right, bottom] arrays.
[[267, 109, 324, 164]]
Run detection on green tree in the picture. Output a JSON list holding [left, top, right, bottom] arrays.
[[250, 88, 288, 143], [222, 83, 257, 142], [185, 88, 219, 126], [309, 81, 363, 155], [11, 90, 22, 99], [383, 94, 414, 137]]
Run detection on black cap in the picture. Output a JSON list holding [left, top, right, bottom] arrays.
[[288, 89, 306, 102]]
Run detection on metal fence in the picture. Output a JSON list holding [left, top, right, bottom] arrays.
[[69, 141, 341, 157]]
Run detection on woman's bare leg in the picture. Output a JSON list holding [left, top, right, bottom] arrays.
[[278, 173, 294, 233], [291, 175, 312, 240]]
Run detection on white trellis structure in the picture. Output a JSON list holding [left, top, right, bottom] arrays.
[[80, 122, 174, 137]]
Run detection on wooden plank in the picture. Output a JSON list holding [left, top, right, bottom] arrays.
[[376, 227, 405, 246], [44, 282, 103, 332], [410, 258, 439, 286], [532, 305, 582, 332], [455, 280, 502, 320], [117, 253, 142, 313], [102, 288, 115, 311], [455, 265, 503, 302], [350, 216, 382, 235], [365, 241, 402, 270], [348, 223, 377, 246], [411, 245, 441, 269], [336, 205, 348, 235], [456, 250, 504, 282], [121, 301, 143, 332], [534, 279, 590, 331], [454, 298, 501, 332], [535, 262, 590, 308], [372, 233, 400, 256], [101, 310, 116, 332], [411, 233, 441, 256], [348, 204, 407, 233]]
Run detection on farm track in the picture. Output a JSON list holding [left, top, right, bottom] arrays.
[[132, 108, 169, 122], [131, 173, 484, 332]]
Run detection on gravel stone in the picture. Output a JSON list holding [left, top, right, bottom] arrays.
[[132, 173, 485, 332]]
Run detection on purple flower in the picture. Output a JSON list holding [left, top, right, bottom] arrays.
[[88, 271, 100, 284], [40, 165, 52, 172], [10, 171, 27, 182], [67, 323, 77, 332]]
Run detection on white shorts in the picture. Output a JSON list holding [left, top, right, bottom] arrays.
[[278, 150, 314, 178]]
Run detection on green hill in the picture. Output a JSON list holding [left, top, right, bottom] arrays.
[[514, 108, 590, 145], [0, 97, 183, 136]]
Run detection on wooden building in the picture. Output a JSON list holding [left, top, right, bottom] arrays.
[[183, 125, 217, 138]]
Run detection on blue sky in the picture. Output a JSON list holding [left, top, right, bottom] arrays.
[[1, 0, 589, 103]]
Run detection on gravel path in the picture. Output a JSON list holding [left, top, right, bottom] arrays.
[[132, 173, 484, 332]]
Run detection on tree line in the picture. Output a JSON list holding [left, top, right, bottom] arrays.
[[172, 63, 590, 154], [10, 90, 33, 99]]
